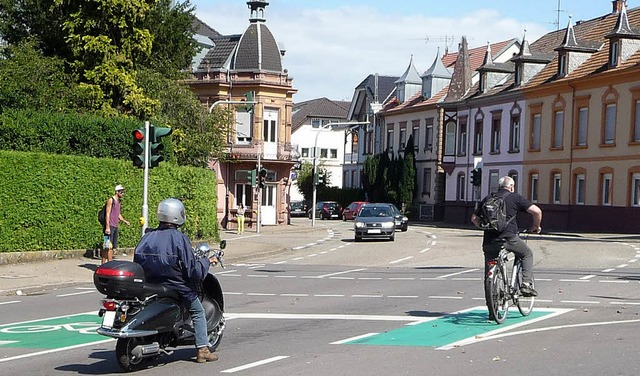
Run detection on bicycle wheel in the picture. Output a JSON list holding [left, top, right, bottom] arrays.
[[516, 271, 535, 316], [485, 266, 508, 324]]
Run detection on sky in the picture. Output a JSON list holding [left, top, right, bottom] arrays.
[[189, 0, 636, 103]]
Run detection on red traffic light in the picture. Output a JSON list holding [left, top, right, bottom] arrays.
[[132, 129, 144, 142]]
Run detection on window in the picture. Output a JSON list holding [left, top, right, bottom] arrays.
[[320, 148, 328, 158], [444, 122, 456, 155], [456, 173, 466, 201], [530, 173, 539, 203], [489, 171, 499, 193], [634, 100, 640, 142], [235, 184, 253, 208], [575, 174, 586, 205], [458, 120, 467, 156], [531, 113, 541, 150], [603, 104, 616, 145], [509, 171, 519, 193], [412, 122, 420, 151], [311, 119, 321, 128], [601, 173, 612, 206], [474, 119, 483, 154], [301, 148, 309, 157], [553, 110, 564, 148], [235, 111, 252, 143], [558, 54, 567, 77], [263, 118, 276, 142], [330, 149, 337, 159], [425, 118, 434, 151], [490, 116, 501, 153], [633, 173, 640, 207], [399, 126, 406, 150], [509, 115, 520, 152], [386, 128, 394, 151], [552, 173, 561, 204], [422, 168, 432, 196], [610, 41, 619, 67], [577, 107, 588, 146]]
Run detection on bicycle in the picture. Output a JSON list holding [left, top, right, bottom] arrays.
[[484, 231, 535, 324]]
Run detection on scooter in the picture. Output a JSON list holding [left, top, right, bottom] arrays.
[[93, 241, 226, 372]]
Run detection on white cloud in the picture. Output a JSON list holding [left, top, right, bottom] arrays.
[[196, 4, 549, 102]]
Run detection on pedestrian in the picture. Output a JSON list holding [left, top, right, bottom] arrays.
[[133, 198, 220, 363], [236, 203, 246, 234], [103, 184, 130, 264], [471, 176, 542, 303]]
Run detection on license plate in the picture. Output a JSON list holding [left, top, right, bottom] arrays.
[[368, 229, 381, 234], [102, 310, 116, 328], [331, 214, 338, 218]]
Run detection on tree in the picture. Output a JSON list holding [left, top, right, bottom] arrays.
[[399, 135, 417, 210]]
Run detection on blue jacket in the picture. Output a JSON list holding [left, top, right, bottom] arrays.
[[133, 225, 210, 302]]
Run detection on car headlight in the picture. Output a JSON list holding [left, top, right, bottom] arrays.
[[402, 216, 408, 221], [355, 222, 365, 228], [381, 222, 394, 228]]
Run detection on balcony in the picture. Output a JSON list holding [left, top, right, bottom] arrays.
[[227, 141, 297, 161]]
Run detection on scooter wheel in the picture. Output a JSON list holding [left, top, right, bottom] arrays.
[[116, 338, 147, 372]]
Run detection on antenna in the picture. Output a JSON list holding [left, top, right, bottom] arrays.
[[414, 35, 456, 54]]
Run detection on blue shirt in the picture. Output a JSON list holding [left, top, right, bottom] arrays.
[[133, 226, 210, 302]]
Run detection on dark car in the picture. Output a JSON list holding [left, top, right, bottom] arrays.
[[384, 203, 409, 231], [342, 201, 368, 221], [290, 201, 307, 217], [353, 203, 395, 241], [308, 201, 343, 220]]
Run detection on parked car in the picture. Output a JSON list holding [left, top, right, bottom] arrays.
[[308, 201, 343, 220], [290, 201, 307, 217], [384, 203, 409, 231], [353, 203, 395, 241], [342, 201, 368, 221]]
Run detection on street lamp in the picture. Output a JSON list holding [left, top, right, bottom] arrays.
[[311, 121, 369, 227]]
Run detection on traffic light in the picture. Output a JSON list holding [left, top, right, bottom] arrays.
[[258, 168, 267, 189], [471, 168, 482, 187], [149, 126, 172, 168], [131, 128, 145, 168], [243, 91, 255, 112], [317, 170, 325, 185], [247, 169, 257, 185]]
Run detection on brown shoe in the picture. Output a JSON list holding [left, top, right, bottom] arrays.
[[196, 347, 218, 363]]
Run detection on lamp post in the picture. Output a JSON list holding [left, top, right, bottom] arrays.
[[311, 121, 370, 227]]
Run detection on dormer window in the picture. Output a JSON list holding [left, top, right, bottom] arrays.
[[610, 41, 619, 67], [558, 54, 567, 77], [479, 74, 485, 93], [514, 64, 522, 86]]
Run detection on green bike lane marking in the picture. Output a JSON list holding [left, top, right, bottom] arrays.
[[339, 306, 573, 350], [0, 312, 109, 350]]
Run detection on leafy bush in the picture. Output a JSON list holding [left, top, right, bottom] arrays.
[[0, 150, 217, 253]]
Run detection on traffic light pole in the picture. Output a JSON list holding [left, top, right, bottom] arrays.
[[141, 120, 150, 235]]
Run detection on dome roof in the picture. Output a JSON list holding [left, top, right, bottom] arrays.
[[232, 0, 283, 72]]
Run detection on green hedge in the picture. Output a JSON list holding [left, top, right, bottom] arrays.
[[0, 150, 218, 253]]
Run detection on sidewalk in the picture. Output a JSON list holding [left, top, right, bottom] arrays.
[[0, 222, 328, 296]]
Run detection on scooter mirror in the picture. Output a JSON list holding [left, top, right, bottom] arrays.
[[195, 243, 210, 258], [219, 240, 227, 250]]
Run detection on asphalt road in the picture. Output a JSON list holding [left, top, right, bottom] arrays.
[[1, 219, 639, 375]]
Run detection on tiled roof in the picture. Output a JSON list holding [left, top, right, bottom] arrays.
[[292, 98, 350, 131], [442, 39, 518, 73], [198, 35, 241, 70], [380, 86, 449, 114], [193, 17, 222, 40], [233, 23, 283, 72], [524, 6, 640, 88], [354, 74, 399, 103]]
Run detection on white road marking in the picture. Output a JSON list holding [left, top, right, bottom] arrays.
[[598, 280, 629, 284], [389, 278, 416, 281], [390, 256, 413, 264], [273, 275, 297, 278], [561, 300, 600, 304], [329, 277, 354, 280], [388, 295, 419, 299], [559, 279, 589, 282], [420, 248, 431, 253], [0, 301, 20, 305], [56, 291, 95, 298], [610, 301, 640, 305], [352, 294, 383, 298], [246, 293, 276, 296], [617, 264, 629, 268], [358, 277, 382, 280], [221, 356, 289, 373], [314, 294, 345, 297], [331, 333, 378, 345], [280, 293, 308, 297], [216, 269, 238, 275], [602, 268, 615, 272], [579, 275, 596, 280], [317, 268, 367, 278], [225, 313, 426, 322], [436, 269, 479, 279], [428, 296, 463, 300], [247, 275, 268, 278]]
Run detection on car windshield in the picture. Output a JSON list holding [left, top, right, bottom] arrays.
[[291, 202, 303, 209], [359, 207, 391, 217], [324, 203, 339, 209]]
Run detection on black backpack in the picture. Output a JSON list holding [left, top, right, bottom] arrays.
[[478, 192, 513, 233], [98, 198, 114, 227]]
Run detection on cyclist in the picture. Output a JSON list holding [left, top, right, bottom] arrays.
[[471, 176, 542, 298], [134, 198, 220, 363]]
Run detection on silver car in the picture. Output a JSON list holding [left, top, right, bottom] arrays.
[[353, 204, 395, 242]]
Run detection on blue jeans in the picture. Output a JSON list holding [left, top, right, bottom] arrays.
[[188, 297, 209, 348]]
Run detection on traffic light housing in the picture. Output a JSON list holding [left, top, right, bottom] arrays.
[[471, 168, 482, 187], [149, 126, 172, 168], [317, 170, 325, 185], [258, 168, 267, 189], [131, 128, 145, 168], [243, 91, 255, 112], [247, 169, 257, 186]]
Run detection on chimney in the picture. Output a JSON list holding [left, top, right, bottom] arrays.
[[612, 0, 626, 14]]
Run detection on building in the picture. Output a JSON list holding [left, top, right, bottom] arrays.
[[187, 0, 297, 227], [290, 97, 350, 202]]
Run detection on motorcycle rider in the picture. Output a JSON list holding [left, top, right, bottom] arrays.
[[133, 198, 219, 363]]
